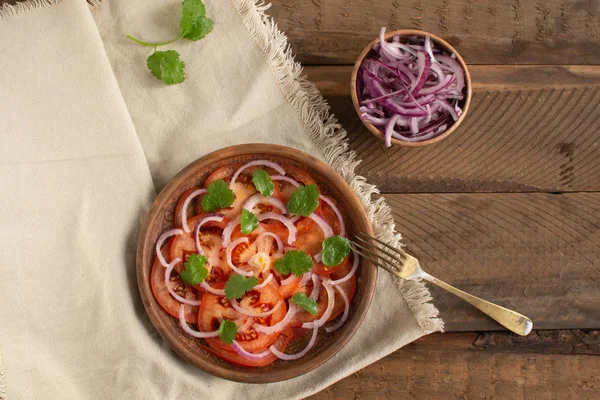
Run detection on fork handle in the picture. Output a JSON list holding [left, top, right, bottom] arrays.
[[421, 272, 533, 336]]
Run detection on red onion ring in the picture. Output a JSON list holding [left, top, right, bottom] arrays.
[[231, 341, 273, 361], [200, 281, 225, 296], [156, 228, 183, 268], [299, 271, 313, 287], [256, 212, 297, 244], [238, 317, 254, 333], [221, 215, 241, 247], [164, 259, 202, 306], [194, 214, 225, 255], [303, 280, 334, 329], [310, 274, 321, 302], [329, 251, 359, 286], [178, 304, 219, 338], [271, 175, 300, 187], [226, 237, 254, 277], [325, 285, 349, 333], [231, 299, 283, 318], [230, 160, 286, 187], [255, 232, 283, 254], [308, 213, 333, 238], [280, 274, 296, 286], [270, 325, 318, 361], [254, 273, 274, 289], [243, 193, 287, 214], [319, 195, 345, 237], [181, 188, 207, 232], [254, 303, 298, 335]]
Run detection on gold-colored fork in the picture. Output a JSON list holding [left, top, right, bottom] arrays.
[[352, 232, 533, 336]]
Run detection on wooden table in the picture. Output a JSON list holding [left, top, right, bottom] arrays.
[[263, 1, 600, 398], [3, 0, 598, 397]]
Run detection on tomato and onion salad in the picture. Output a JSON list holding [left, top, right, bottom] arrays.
[[150, 159, 359, 367], [357, 27, 466, 145]]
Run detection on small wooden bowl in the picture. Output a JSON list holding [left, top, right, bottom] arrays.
[[350, 29, 472, 147], [136, 144, 376, 383]]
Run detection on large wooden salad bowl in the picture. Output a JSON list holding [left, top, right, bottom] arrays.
[[136, 144, 376, 383]]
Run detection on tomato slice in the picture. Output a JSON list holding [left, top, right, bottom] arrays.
[[150, 239, 200, 323], [206, 326, 293, 367], [293, 218, 324, 256], [173, 188, 200, 229], [318, 197, 342, 236], [186, 213, 230, 231], [200, 284, 286, 353], [204, 164, 241, 186], [170, 231, 228, 286]]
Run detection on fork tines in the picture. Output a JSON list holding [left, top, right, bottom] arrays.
[[351, 232, 405, 276]]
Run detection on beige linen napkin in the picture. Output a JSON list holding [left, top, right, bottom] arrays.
[[0, 0, 442, 398]]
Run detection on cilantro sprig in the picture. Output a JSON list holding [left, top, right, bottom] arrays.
[[201, 179, 235, 212], [225, 275, 258, 300], [241, 209, 259, 234], [180, 253, 209, 285], [274, 250, 313, 277], [321, 236, 351, 267], [218, 320, 237, 345], [127, 0, 214, 85], [252, 170, 274, 197], [291, 293, 318, 315], [287, 184, 319, 217]]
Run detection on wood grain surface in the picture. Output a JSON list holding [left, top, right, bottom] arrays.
[[269, 0, 600, 65]]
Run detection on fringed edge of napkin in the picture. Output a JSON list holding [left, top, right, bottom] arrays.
[[0, 0, 102, 20], [231, 0, 444, 335]]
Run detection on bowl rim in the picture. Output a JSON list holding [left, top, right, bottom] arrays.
[[136, 143, 377, 383], [350, 29, 473, 147]]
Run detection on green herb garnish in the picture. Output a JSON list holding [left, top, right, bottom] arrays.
[[291, 292, 318, 315], [252, 170, 274, 197], [201, 179, 235, 212], [180, 253, 209, 285], [218, 320, 237, 345], [286, 184, 319, 217], [224, 275, 259, 300], [127, 0, 214, 85], [240, 209, 259, 234], [321, 236, 351, 267], [274, 250, 313, 277]]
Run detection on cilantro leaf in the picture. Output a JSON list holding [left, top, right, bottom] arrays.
[[146, 50, 185, 85], [252, 170, 274, 197], [291, 292, 318, 315], [274, 250, 313, 277], [218, 320, 237, 345], [240, 209, 259, 234], [184, 16, 214, 41], [201, 179, 235, 212], [321, 236, 351, 267], [180, 0, 206, 37], [225, 275, 259, 300], [287, 184, 319, 216], [180, 253, 209, 285]]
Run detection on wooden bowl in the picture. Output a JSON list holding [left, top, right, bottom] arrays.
[[350, 29, 472, 147], [136, 144, 376, 383]]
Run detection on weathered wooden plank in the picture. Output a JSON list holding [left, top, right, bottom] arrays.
[[304, 65, 600, 193], [307, 331, 600, 399], [384, 192, 600, 331], [270, 0, 600, 65]]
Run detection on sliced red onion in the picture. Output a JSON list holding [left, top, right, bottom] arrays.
[[280, 274, 297, 286], [299, 271, 313, 287], [254, 273, 274, 289], [319, 195, 345, 237], [436, 55, 465, 92], [231, 299, 283, 318], [194, 214, 225, 255], [271, 175, 300, 188], [200, 281, 225, 296], [410, 51, 431, 95], [164, 259, 201, 306], [425, 35, 437, 63], [255, 232, 284, 254], [181, 188, 207, 232], [222, 215, 241, 248], [330, 251, 359, 286], [230, 160, 285, 187], [303, 280, 334, 329], [178, 304, 219, 338], [243, 193, 287, 214], [256, 212, 297, 245], [231, 341, 273, 361], [308, 213, 333, 238], [325, 285, 350, 333], [238, 317, 254, 333], [226, 237, 254, 277], [270, 325, 318, 361], [385, 115, 400, 148], [156, 229, 184, 268], [254, 303, 298, 335], [310, 274, 321, 302]]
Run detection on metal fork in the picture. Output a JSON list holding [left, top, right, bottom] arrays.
[[352, 232, 533, 336]]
